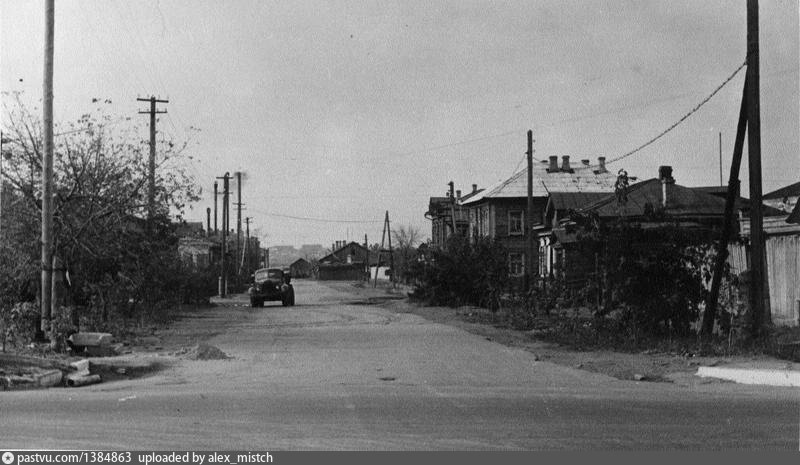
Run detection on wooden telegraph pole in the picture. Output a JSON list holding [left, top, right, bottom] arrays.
[[217, 172, 230, 297], [373, 212, 394, 287], [526, 130, 534, 293], [137, 96, 168, 224], [41, 0, 55, 341], [704, 0, 767, 337], [746, 0, 768, 334], [213, 181, 218, 234], [702, 77, 749, 336], [235, 172, 245, 281]]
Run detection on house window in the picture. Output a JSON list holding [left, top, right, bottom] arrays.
[[509, 252, 525, 277], [509, 211, 524, 235]]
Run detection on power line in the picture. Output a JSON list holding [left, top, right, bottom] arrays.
[[605, 60, 747, 167], [247, 208, 383, 224]]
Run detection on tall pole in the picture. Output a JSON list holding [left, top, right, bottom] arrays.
[[206, 207, 211, 236], [41, 0, 55, 339], [213, 181, 218, 234], [746, 0, 767, 335], [137, 96, 168, 224], [386, 211, 395, 285], [236, 171, 243, 280], [217, 173, 230, 297], [448, 181, 457, 237], [245, 217, 251, 277], [364, 234, 369, 281], [702, 76, 749, 336], [719, 132, 723, 187], [526, 130, 534, 293]]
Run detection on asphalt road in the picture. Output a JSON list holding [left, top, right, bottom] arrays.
[[1, 280, 798, 450]]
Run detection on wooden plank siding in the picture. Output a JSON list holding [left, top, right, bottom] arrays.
[[766, 235, 800, 326], [728, 237, 800, 327]]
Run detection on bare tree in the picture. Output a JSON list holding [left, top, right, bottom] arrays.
[[391, 224, 421, 284]]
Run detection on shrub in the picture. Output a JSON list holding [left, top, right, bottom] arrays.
[[410, 235, 509, 310]]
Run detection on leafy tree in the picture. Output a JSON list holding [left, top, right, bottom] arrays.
[[410, 235, 508, 310], [569, 208, 715, 338], [0, 93, 200, 344]]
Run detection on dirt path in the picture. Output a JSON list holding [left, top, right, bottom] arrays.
[[319, 281, 785, 383]]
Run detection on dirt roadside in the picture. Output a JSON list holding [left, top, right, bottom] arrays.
[[322, 280, 789, 383]]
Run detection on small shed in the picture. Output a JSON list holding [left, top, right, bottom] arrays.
[[289, 258, 312, 278], [317, 241, 370, 281]]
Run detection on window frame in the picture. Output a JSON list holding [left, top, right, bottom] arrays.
[[508, 210, 524, 236], [508, 252, 525, 277]]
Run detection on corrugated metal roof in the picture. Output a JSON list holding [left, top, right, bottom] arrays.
[[462, 162, 618, 205]]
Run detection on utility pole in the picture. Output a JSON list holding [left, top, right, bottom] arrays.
[[374, 212, 394, 288], [364, 234, 369, 281], [216, 173, 230, 297], [387, 212, 394, 286], [241, 216, 251, 277], [40, 0, 55, 341], [526, 130, 534, 294], [719, 132, 723, 187], [746, 0, 767, 335], [213, 181, 218, 234], [235, 172, 244, 282], [244, 217, 252, 277], [704, 0, 768, 337], [702, 77, 749, 336], [137, 96, 168, 224], [206, 207, 211, 236]]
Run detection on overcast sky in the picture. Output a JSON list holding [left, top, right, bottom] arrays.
[[2, 0, 798, 247]]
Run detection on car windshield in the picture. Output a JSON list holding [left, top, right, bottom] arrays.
[[254, 269, 283, 282]]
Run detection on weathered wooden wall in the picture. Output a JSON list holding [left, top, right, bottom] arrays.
[[729, 236, 800, 327]]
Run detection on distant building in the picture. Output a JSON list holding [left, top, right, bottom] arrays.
[[289, 258, 312, 278], [317, 241, 369, 280], [425, 183, 483, 248], [462, 156, 618, 286]]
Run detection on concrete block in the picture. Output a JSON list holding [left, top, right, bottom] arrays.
[[66, 373, 102, 387], [697, 366, 800, 387], [70, 359, 90, 375], [34, 369, 63, 387], [69, 332, 113, 347]]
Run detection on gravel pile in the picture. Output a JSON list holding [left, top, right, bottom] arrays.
[[177, 343, 230, 360]]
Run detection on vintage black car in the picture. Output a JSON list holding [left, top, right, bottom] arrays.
[[248, 268, 295, 307]]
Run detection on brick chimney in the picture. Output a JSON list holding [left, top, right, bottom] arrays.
[[548, 156, 559, 172], [456, 190, 461, 201], [472, 184, 478, 193], [561, 156, 572, 172], [659, 165, 675, 207]]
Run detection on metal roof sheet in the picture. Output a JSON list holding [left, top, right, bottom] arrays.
[[462, 162, 618, 205]]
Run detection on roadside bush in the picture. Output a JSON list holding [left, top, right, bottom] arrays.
[[566, 212, 717, 338], [410, 235, 508, 310]]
